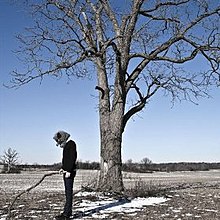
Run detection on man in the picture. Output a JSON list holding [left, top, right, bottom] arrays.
[[53, 130, 77, 220]]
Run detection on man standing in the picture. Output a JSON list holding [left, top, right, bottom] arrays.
[[53, 130, 77, 220]]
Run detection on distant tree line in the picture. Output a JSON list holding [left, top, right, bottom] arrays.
[[16, 161, 100, 171], [122, 161, 220, 173], [2, 148, 219, 174], [14, 160, 220, 173]]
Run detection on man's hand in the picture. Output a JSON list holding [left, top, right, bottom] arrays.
[[59, 169, 65, 175], [59, 169, 70, 178], [65, 172, 71, 178]]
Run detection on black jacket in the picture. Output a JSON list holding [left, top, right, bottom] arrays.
[[62, 140, 77, 178]]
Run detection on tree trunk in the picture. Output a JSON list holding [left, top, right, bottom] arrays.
[[95, 58, 125, 192], [98, 111, 124, 192], [7, 164, 11, 173]]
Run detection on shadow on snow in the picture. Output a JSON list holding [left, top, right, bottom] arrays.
[[71, 198, 131, 219]]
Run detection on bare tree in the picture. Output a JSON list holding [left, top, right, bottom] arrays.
[[1, 148, 19, 173], [141, 157, 152, 165], [8, 0, 220, 192]]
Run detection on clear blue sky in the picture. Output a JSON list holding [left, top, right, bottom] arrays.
[[0, 1, 219, 164]]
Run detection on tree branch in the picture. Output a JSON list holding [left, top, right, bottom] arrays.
[[140, 0, 190, 14], [123, 80, 161, 130]]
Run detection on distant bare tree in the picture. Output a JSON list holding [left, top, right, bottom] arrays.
[[141, 157, 152, 165], [140, 157, 152, 171], [126, 159, 133, 165], [1, 148, 19, 173], [7, 0, 220, 192]]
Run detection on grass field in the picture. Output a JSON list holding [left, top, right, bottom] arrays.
[[0, 169, 219, 219]]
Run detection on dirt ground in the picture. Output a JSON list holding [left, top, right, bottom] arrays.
[[0, 170, 219, 219], [125, 187, 220, 220]]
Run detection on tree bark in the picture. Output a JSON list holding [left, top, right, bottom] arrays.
[[98, 111, 124, 192]]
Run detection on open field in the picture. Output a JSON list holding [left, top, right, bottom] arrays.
[[0, 169, 219, 219]]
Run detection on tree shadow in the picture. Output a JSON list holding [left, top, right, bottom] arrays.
[[71, 198, 131, 219]]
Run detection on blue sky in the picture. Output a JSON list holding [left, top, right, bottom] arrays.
[[0, 1, 219, 164]]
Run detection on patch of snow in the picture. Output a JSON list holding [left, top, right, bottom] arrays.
[[104, 197, 168, 212], [76, 191, 97, 197], [37, 199, 46, 203], [73, 192, 169, 218], [185, 213, 193, 217], [161, 213, 170, 217], [90, 213, 109, 219], [128, 213, 138, 216], [204, 209, 218, 213]]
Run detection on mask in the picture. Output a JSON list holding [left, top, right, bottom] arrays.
[[53, 131, 70, 147]]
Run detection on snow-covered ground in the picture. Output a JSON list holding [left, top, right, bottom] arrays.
[[0, 191, 168, 220], [71, 191, 168, 219]]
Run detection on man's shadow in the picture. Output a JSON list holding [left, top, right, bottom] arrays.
[[71, 198, 131, 219]]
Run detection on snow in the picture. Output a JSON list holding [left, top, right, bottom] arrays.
[[102, 197, 168, 212], [0, 193, 169, 220], [71, 192, 169, 218]]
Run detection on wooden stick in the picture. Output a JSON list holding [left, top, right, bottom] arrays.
[[7, 171, 59, 219], [6, 171, 94, 219]]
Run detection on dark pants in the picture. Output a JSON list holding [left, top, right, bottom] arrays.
[[63, 175, 75, 216]]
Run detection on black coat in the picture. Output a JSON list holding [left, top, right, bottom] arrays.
[[62, 140, 77, 178]]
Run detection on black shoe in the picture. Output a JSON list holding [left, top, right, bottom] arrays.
[[55, 213, 70, 220]]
